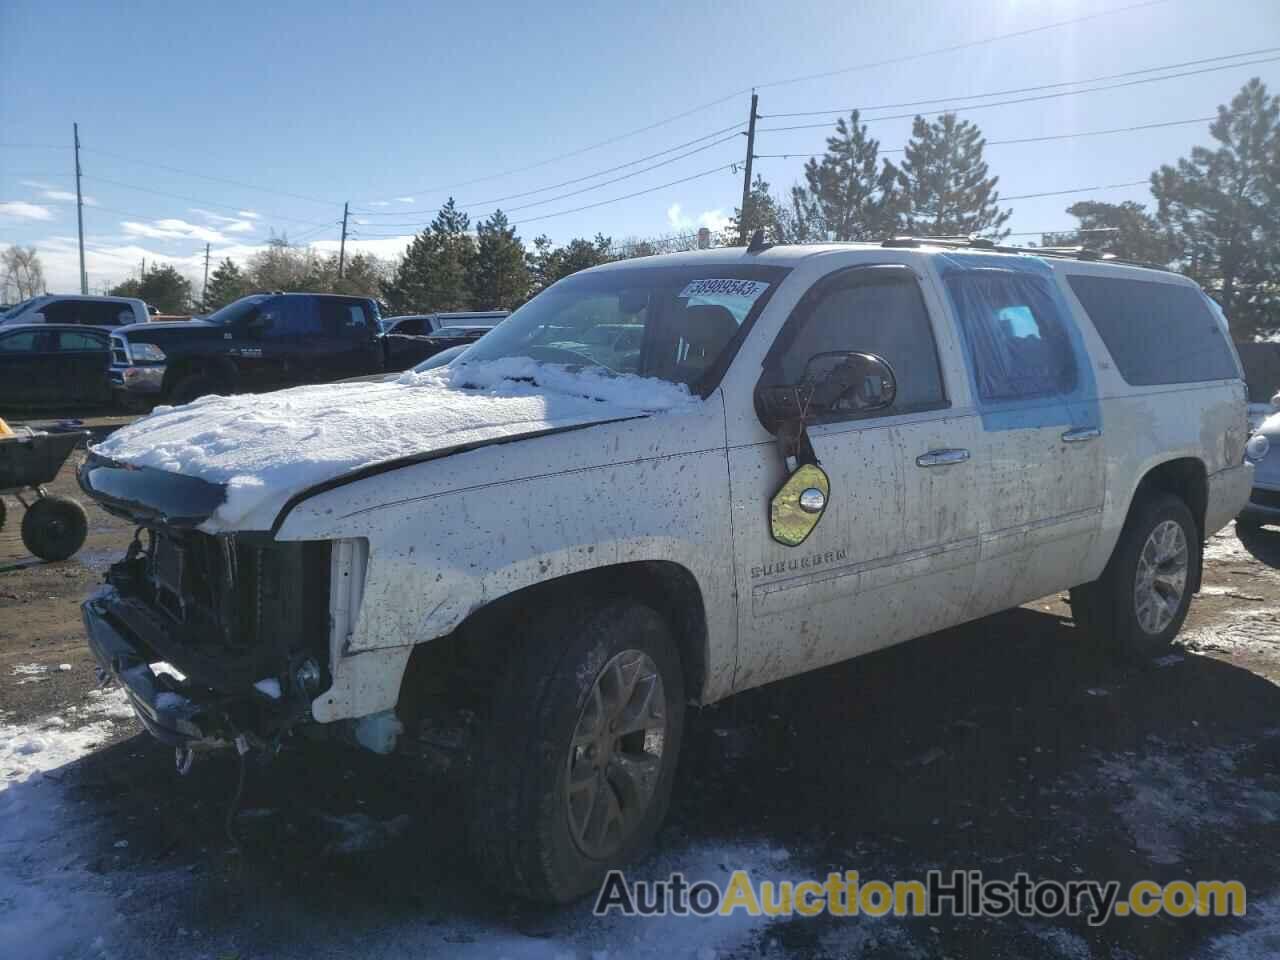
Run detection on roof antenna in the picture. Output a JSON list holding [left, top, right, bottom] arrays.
[[746, 228, 772, 254]]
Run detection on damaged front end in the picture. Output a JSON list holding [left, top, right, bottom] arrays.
[[80, 453, 332, 757]]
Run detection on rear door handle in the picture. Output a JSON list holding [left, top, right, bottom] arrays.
[[916, 448, 970, 467], [1061, 427, 1101, 443]]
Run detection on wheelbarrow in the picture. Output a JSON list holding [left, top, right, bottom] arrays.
[[0, 423, 91, 562]]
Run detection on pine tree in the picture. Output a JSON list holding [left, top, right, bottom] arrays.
[[202, 259, 247, 310], [790, 112, 903, 241], [426, 198, 475, 311], [897, 113, 1010, 239], [527, 234, 612, 291], [470, 210, 530, 309], [1042, 201, 1176, 265], [1152, 78, 1280, 336], [382, 229, 439, 314]]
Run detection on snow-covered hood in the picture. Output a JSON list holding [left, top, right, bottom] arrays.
[[85, 359, 699, 532]]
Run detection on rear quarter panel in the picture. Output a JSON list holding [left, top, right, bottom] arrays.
[[1051, 262, 1248, 579]]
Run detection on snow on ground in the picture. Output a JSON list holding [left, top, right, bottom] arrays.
[[92, 360, 698, 531], [1197, 894, 1280, 960], [1203, 524, 1256, 566], [1181, 607, 1280, 658], [1091, 741, 1280, 866], [0, 688, 812, 960], [0, 688, 134, 958]]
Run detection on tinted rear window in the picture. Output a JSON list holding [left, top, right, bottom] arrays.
[[1066, 275, 1239, 385]]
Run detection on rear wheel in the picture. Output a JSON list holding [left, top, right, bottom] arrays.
[[466, 597, 685, 903], [1070, 491, 1197, 660], [21, 495, 88, 562]]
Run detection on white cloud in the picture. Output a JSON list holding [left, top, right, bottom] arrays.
[[394, 196, 415, 204], [238, 210, 260, 219], [18, 182, 97, 206], [188, 208, 256, 234], [122, 218, 228, 244], [366, 200, 390, 208], [666, 203, 730, 234], [19, 229, 417, 296], [43, 189, 97, 206], [0, 201, 55, 221]]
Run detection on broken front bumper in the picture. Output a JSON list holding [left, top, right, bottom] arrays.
[[82, 588, 224, 748]]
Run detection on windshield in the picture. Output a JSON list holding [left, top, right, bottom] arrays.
[[0, 296, 44, 320], [206, 294, 270, 325], [462, 264, 788, 392]]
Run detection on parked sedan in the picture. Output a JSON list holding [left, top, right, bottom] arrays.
[[0, 324, 112, 409], [383, 324, 493, 371]]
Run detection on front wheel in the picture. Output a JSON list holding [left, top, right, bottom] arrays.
[[466, 597, 685, 903], [21, 495, 88, 562], [1070, 491, 1198, 660]]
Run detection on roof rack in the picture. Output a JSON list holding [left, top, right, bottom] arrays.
[[878, 235, 1172, 272]]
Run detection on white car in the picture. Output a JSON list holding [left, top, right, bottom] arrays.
[[78, 239, 1250, 902], [1, 293, 150, 327]]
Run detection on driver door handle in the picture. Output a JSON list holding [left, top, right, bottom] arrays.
[[916, 448, 970, 467], [1061, 427, 1101, 443]]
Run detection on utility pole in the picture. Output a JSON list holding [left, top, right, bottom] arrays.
[[201, 242, 211, 308], [338, 202, 350, 279], [738, 92, 759, 245], [73, 122, 87, 294]]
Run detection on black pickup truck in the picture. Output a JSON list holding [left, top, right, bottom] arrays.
[[109, 293, 387, 406]]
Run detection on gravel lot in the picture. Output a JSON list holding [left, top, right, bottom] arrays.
[[2, 425, 1279, 959]]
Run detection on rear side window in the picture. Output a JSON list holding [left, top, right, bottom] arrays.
[[944, 270, 1077, 402], [274, 297, 325, 336], [57, 330, 108, 350], [39, 300, 80, 324], [1066, 275, 1239, 385], [318, 300, 370, 335], [765, 268, 947, 417], [0, 331, 43, 352], [82, 302, 130, 326]]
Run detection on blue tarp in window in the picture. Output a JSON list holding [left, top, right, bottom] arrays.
[[943, 269, 1077, 402]]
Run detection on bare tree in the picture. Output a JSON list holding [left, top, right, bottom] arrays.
[[1, 246, 46, 302]]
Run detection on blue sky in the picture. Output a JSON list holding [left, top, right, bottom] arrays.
[[2, 0, 1278, 294]]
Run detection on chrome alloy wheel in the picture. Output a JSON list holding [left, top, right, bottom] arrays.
[[1134, 519, 1189, 635], [565, 649, 668, 859]]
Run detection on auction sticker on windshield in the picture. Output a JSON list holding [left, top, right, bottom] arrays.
[[678, 279, 771, 299]]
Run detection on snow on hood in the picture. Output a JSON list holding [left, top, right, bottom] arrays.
[[91, 360, 698, 532]]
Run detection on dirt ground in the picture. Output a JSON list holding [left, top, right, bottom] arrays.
[[3, 428, 1280, 958]]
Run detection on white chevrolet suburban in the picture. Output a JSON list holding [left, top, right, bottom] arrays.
[[78, 238, 1251, 902]]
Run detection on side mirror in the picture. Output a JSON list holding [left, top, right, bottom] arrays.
[[756, 351, 897, 431]]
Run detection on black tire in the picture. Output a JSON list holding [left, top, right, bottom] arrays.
[[21, 495, 88, 562], [169, 374, 222, 406], [466, 597, 685, 904], [1070, 491, 1199, 660]]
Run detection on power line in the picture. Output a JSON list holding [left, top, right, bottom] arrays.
[[80, 175, 332, 227], [355, 162, 739, 237], [79, 147, 339, 206], [751, 115, 1218, 160], [354, 123, 744, 216], [756, 54, 1280, 134], [1000, 179, 1149, 202], [759, 47, 1279, 119], [357, 132, 743, 226], [751, 0, 1173, 93], [359, 0, 1171, 202]]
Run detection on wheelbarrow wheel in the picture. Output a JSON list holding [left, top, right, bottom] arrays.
[[21, 495, 88, 562]]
